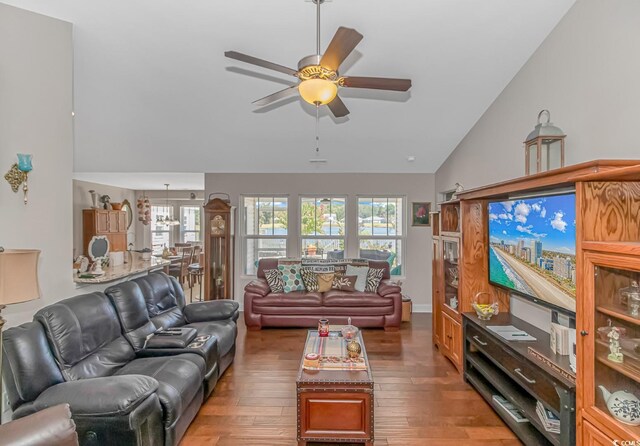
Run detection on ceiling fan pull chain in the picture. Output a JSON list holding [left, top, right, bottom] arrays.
[[315, 105, 320, 155]]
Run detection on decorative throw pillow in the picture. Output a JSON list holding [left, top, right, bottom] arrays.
[[365, 268, 385, 292], [278, 263, 305, 293], [332, 275, 357, 292], [300, 267, 319, 292], [317, 272, 335, 292], [264, 269, 284, 293], [346, 265, 370, 292]]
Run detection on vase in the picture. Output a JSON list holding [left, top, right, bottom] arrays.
[[89, 190, 99, 209]]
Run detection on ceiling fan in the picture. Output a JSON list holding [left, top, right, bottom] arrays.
[[224, 0, 412, 118]]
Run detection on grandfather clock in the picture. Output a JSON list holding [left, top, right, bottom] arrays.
[[203, 195, 235, 300]]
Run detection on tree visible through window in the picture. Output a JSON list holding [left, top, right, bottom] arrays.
[[242, 196, 288, 275], [358, 197, 404, 275], [300, 197, 345, 260]]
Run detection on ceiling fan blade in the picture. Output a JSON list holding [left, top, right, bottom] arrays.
[[320, 27, 363, 72], [253, 85, 299, 106], [341, 76, 412, 91], [327, 95, 350, 118], [225, 51, 298, 77]]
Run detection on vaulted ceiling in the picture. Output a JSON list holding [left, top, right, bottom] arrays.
[[5, 0, 574, 174]]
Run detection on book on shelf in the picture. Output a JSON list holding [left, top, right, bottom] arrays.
[[536, 401, 560, 434], [491, 395, 529, 423], [550, 322, 570, 355]]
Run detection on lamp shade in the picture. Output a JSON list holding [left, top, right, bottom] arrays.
[[299, 79, 338, 105], [0, 249, 41, 305]]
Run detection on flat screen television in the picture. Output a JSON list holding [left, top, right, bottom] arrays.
[[488, 192, 576, 315]]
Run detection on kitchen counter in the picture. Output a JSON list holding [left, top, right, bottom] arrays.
[[74, 255, 170, 284]]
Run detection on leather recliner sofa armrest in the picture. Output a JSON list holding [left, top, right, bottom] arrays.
[[377, 280, 402, 297], [243, 279, 271, 297], [183, 300, 240, 323], [28, 375, 158, 418], [0, 404, 78, 446]]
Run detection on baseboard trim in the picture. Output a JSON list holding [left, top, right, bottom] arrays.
[[413, 304, 432, 313]]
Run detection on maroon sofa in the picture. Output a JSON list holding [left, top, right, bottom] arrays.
[[243, 259, 402, 331]]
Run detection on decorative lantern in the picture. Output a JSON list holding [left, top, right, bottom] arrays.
[[524, 110, 565, 175]]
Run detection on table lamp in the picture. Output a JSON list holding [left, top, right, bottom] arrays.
[[0, 248, 41, 421]]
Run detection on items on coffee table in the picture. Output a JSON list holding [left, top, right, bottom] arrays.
[[341, 317, 359, 341], [318, 318, 329, 337], [303, 331, 367, 371], [303, 353, 319, 368], [347, 339, 362, 359], [297, 330, 374, 445]]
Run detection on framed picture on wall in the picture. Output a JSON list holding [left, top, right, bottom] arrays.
[[411, 202, 431, 226]]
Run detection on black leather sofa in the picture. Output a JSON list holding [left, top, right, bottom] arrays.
[[1, 272, 239, 446]]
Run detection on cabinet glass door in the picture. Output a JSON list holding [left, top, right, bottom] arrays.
[[432, 238, 441, 346], [442, 237, 459, 313], [588, 254, 640, 438]]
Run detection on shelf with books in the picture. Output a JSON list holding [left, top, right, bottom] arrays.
[[466, 351, 560, 446], [464, 312, 575, 445], [466, 368, 552, 445]]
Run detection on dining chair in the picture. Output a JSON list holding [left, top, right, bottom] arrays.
[[188, 245, 204, 302], [169, 246, 193, 286]]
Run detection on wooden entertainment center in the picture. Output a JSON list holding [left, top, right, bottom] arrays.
[[432, 160, 640, 445]]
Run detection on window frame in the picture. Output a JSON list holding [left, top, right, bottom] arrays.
[[241, 194, 289, 276], [356, 195, 406, 277], [298, 195, 347, 260], [179, 205, 202, 244], [150, 204, 173, 253]]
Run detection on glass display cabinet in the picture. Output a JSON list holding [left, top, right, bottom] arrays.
[[203, 195, 235, 300], [582, 251, 640, 441], [433, 200, 462, 372], [442, 237, 460, 314]]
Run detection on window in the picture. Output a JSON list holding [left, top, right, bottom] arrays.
[[180, 206, 201, 243], [242, 196, 288, 275], [358, 197, 404, 275], [300, 197, 346, 260], [151, 205, 172, 254]]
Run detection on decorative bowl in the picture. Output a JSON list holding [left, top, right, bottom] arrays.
[[111, 202, 123, 210], [598, 325, 627, 341], [341, 317, 359, 341], [472, 292, 499, 320]]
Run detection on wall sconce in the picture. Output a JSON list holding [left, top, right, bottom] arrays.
[[4, 153, 33, 204]]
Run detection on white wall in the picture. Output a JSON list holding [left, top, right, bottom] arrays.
[[73, 179, 137, 255], [0, 4, 74, 327], [434, 0, 640, 330], [205, 173, 436, 311], [0, 3, 73, 421]]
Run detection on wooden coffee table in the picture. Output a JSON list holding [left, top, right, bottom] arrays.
[[296, 330, 374, 446]]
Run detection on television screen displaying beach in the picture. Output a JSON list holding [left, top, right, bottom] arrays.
[[488, 193, 576, 313]]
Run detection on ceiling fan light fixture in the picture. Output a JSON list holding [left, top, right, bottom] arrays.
[[299, 78, 338, 105]]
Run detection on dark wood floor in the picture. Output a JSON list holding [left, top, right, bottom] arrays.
[[181, 313, 521, 445]]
